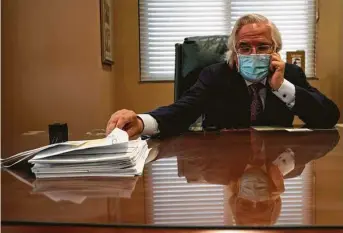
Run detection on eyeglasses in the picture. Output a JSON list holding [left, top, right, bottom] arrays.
[[236, 44, 274, 55], [236, 197, 274, 210]]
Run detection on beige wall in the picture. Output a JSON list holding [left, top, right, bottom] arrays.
[[113, 0, 343, 122], [314, 141, 343, 224], [315, 0, 343, 120], [314, 1, 343, 222], [0, 0, 2, 156], [1, 0, 116, 155], [113, 0, 173, 113]]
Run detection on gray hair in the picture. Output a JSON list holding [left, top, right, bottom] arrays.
[[226, 14, 283, 67]]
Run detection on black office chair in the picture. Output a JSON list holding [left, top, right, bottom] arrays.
[[174, 35, 229, 101]]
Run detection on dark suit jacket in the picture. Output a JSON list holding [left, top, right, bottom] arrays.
[[149, 62, 340, 137]]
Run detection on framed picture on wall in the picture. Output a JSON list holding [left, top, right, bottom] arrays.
[[100, 0, 114, 65], [286, 50, 305, 71]]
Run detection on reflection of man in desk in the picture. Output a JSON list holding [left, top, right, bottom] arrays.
[[162, 130, 340, 226], [227, 144, 288, 225]]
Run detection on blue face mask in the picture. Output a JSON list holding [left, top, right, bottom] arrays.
[[237, 54, 271, 83]]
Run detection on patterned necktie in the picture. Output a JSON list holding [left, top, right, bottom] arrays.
[[249, 131, 265, 166], [249, 83, 265, 125]]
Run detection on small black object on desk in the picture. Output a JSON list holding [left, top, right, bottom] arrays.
[[49, 123, 68, 144]]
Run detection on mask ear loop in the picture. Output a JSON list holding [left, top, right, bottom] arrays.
[[234, 43, 241, 72], [231, 38, 240, 71], [237, 56, 240, 72]]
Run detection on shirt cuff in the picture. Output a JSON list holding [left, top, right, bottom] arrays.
[[137, 114, 160, 135], [272, 79, 296, 108], [272, 148, 295, 176]]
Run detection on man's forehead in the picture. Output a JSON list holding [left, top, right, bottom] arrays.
[[237, 23, 272, 42]]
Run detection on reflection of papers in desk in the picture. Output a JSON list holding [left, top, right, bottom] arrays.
[[4, 168, 35, 187], [32, 177, 139, 204], [4, 167, 139, 204]]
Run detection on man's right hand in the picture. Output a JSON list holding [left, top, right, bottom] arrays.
[[106, 109, 144, 138]]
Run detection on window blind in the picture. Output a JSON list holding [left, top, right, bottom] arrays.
[[145, 157, 313, 226], [145, 157, 227, 225], [139, 0, 316, 81], [276, 163, 313, 225], [139, 0, 230, 81]]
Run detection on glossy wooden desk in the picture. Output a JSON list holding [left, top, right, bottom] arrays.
[[2, 128, 343, 232]]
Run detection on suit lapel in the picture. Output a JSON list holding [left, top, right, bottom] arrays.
[[229, 69, 250, 104], [228, 69, 251, 126]]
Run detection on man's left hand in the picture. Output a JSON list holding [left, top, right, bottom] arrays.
[[269, 53, 285, 91]]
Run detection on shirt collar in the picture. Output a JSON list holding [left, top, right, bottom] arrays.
[[245, 78, 267, 87]]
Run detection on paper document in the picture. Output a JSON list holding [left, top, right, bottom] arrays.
[[252, 126, 287, 131], [29, 140, 142, 164], [29, 128, 129, 161], [2, 128, 150, 178], [1, 142, 84, 168], [29, 128, 149, 178], [285, 128, 313, 132], [253, 127, 316, 132]]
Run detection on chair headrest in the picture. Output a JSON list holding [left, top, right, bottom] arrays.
[[181, 35, 229, 78]]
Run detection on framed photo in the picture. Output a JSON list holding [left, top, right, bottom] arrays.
[[100, 0, 114, 65], [286, 50, 305, 71]]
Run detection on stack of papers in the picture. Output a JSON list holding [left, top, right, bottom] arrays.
[[2, 128, 150, 178]]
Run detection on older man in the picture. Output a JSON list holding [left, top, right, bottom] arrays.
[[106, 14, 340, 138]]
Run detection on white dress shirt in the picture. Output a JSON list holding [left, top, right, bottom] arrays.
[[272, 148, 295, 176], [138, 79, 296, 135]]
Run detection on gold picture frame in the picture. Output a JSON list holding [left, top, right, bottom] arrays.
[[100, 0, 114, 65], [286, 50, 305, 71]]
